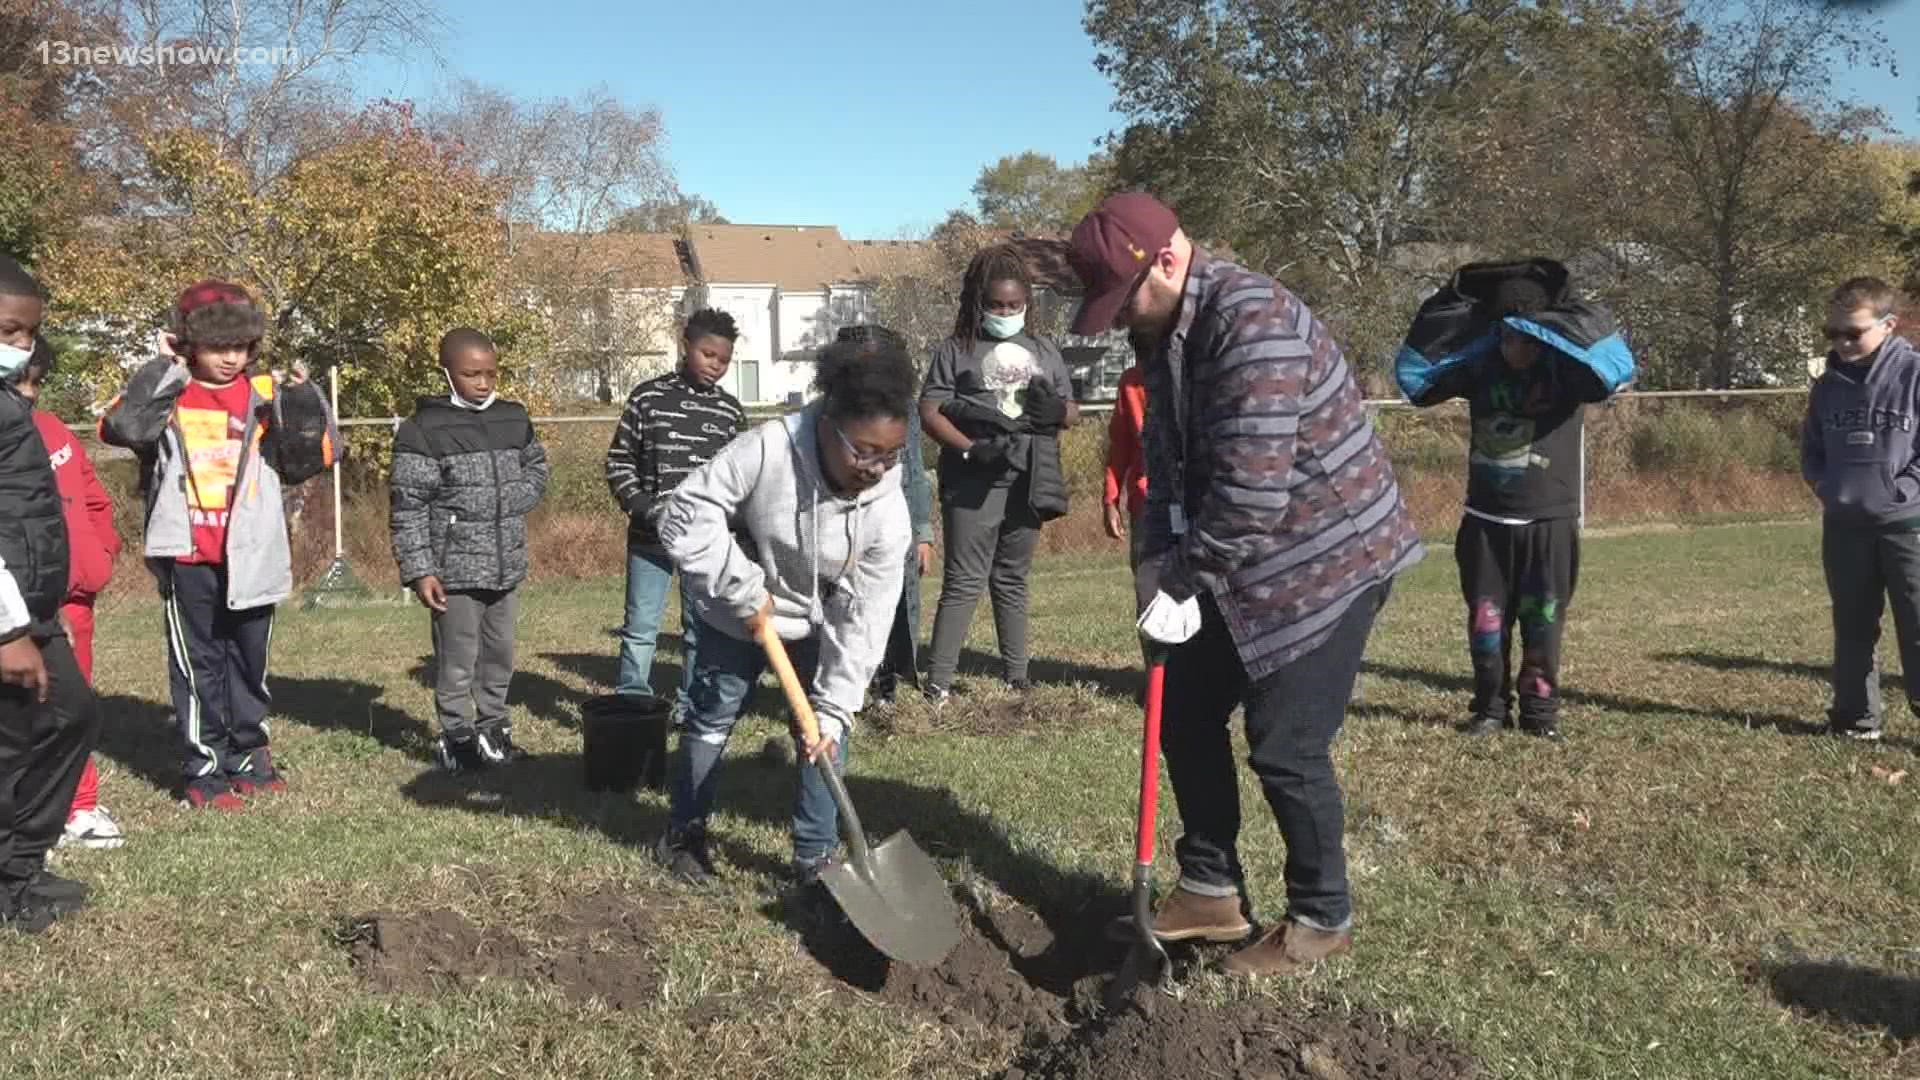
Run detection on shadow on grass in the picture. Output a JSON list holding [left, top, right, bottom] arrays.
[[954, 645, 1141, 699], [274, 675, 436, 761], [92, 693, 180, 796], [397, 739, 1132, 996], [1360, 660, 1833, 737], [1770, 959, 1920, 1039]]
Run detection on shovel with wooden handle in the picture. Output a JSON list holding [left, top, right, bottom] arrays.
[[756, 621, 962, 968], [1105, 650, 1171, 1010]]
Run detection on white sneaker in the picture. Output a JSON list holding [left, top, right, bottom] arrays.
[[60, 807, 126, 850]]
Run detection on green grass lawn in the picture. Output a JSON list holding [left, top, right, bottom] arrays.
[[4, 521, 1918, 1078]]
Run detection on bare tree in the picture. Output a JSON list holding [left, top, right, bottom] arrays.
[[432, 80, 673, 254], [430, 82, 683, 403], [97, 0, 444, 183]]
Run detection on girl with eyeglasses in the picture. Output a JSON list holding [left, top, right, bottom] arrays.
[[653, 334, 916, 887]]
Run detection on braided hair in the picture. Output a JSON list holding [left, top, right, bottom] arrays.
[[950, 244, 1034, 351]]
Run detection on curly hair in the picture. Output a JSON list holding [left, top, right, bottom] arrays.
[[685, 307, 740, 343], [814, 333, 917, 422]]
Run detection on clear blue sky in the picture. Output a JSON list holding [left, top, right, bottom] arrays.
[[350, 1, 1917, 240], [353, 1, 1121, 240], [1834, 0, 1919, 135]]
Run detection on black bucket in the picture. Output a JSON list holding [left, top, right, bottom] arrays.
[[581, 693, 670, 793]]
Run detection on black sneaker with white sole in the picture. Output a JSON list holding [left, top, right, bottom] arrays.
[[1830, 720, 1884, 741], [476, 727, 527, 764], [433, 734, 491, 775]]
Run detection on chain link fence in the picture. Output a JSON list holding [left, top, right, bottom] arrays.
[[66, 389, 1817, 591]]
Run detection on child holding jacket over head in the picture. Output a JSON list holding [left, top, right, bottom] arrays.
[[100, 279, 339, 809]]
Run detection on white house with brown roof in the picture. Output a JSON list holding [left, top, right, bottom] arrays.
[[682, 224, 924, 405], [513, 230, 695, 403]]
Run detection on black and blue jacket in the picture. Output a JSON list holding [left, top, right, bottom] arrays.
[[1395, 259, 1636, 521]]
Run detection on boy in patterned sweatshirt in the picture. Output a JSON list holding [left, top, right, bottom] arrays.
[[604, 309, 746, 713]]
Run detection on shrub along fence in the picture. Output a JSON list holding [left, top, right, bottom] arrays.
[[67, 389, 1816, 593]]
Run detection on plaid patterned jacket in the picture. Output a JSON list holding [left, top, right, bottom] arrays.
[[1143, 253, 1423, 678]]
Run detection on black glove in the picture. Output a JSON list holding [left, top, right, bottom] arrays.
[[964, 435, 1013, 469], [1020, 381, 1069, 432]]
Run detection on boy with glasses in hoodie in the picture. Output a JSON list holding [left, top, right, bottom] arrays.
[[1803, 276, 1920, 741]]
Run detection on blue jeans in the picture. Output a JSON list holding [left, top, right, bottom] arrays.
[[668, 628, 845, 862], [617, 545, 699, 708]]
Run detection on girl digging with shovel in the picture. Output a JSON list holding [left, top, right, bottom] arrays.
[[654, 333, 915, 890]]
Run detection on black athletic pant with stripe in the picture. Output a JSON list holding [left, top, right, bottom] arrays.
[[163, 561, 274, 782]]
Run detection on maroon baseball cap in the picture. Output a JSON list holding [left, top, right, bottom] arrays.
[[1068, 193, 1179, 336]]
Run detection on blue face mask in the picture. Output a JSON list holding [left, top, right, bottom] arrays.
[[981, 309, 1026, 340], [0, 341, 31, 382]]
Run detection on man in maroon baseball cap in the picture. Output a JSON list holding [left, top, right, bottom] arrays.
[[1068, 193, 1182, 337], [1073, 193, 1423, 979]]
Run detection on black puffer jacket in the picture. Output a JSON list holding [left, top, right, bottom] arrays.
[[0, 382, 69, 642], [389, 397, 549, 592]]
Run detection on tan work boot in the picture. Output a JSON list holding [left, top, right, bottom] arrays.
[[1106, 887, 1252, 944], [1222, 920, 1352, 977]]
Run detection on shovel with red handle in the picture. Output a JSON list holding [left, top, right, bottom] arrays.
[[1105, 649, 1171, 1010]]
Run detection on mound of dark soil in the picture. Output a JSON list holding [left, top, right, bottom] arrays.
[[999, 996, 1483, 1080], [342, 888, 661, 1010]]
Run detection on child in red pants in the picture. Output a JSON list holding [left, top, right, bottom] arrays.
[[17, 339, 124, 849]]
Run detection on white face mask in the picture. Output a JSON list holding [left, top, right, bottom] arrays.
[[0, 341, 32, 382], [981, 309, 1027, 340], [444, 369, 497, 411]]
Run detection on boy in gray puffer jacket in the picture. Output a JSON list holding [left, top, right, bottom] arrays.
[[391, 329, 549, 772], [1804, 277, 1919, 741]]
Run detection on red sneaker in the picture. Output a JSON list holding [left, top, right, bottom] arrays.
[[228, 750, 287, 796], [182, 775, 244, 812]]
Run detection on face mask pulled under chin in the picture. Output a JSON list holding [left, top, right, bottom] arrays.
[[444, 369, 497, 411], [981, 309, 1027, 340], [0, 341, 30, 382]]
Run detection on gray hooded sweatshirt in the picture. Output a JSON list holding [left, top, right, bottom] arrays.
[[658, 402, 910, 740], [1803, 334, 1920, 528]]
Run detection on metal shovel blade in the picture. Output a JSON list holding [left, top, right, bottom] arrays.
[[756, 626, 961, 968], [1104, 870, 1171, 1011], [819, 826, 963, 969]]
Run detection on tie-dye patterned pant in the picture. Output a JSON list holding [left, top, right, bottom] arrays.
[[1455, 514, 1579, 731]]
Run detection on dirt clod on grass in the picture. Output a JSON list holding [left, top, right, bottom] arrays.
[[342, 888, 662, 1010], [798, 891, 1120, 1041], [999, 995, 1484, 1080]]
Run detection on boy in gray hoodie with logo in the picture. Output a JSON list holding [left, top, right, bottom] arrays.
[[1803, 276, 1919, 740], [654, 335, 915, 886]]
